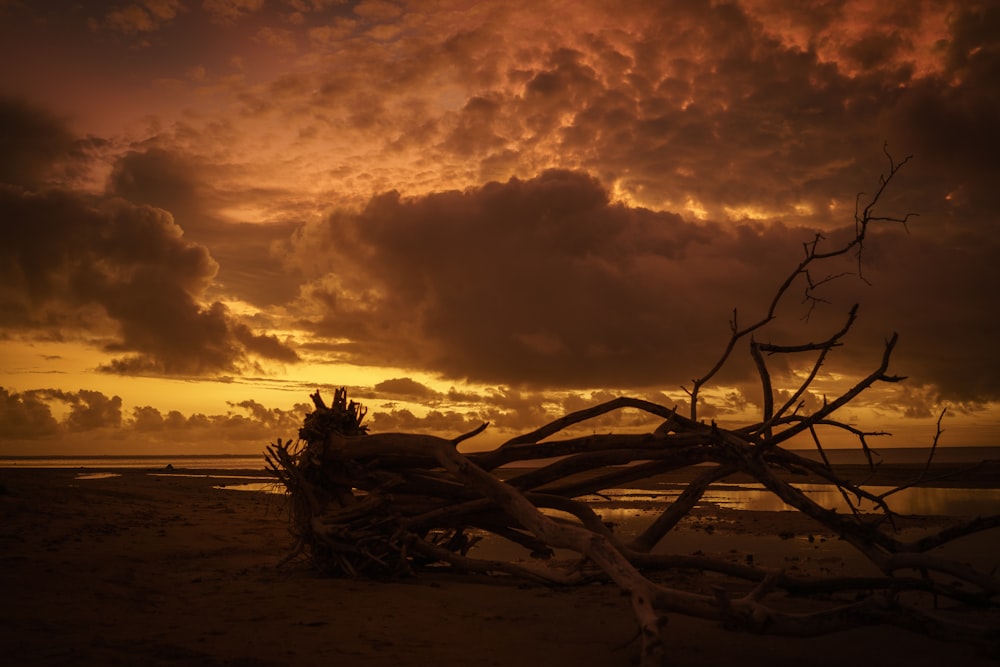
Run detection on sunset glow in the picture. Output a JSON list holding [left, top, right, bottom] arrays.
[[1, 0, 998, 455]]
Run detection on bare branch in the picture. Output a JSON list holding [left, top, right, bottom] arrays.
[[265, 152, 1000, 663]]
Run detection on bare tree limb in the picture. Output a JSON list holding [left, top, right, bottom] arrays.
[[266, 151, 999, 664]]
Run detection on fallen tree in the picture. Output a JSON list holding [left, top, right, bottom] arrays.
[[266, 148, 999, 665]]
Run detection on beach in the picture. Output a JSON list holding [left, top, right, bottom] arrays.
[[2, 465, 998, 667]]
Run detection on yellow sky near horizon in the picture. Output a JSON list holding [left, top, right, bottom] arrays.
[[1, 0, 998, 455]]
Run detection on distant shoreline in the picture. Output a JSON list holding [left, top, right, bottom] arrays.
[[3, 459, 999, 493], [0, 453, 267, 470], [3, 444, 999, 469]]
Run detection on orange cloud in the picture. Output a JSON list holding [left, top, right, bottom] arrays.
[[0, 0, 997, 445]]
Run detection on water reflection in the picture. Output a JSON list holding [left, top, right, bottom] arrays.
[[217, 478, 1000, 518], [74, 472, 120, 480], [219, 480, 284, 493], [588, 484, 1000, 517]]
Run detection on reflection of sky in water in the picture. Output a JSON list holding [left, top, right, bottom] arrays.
[[219, 479, 1000, 517], [213, 481, 287, 496], [211, 477, 1000, 568], [585, 484, 1000, 517], [74, 472, 120, 480]]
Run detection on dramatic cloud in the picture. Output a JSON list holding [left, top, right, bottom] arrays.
[[0, 387, 123, 437], [0, 0, 997, 452], [202, 0, 265, 25], [0, 387, 60, 438], [46, 388, 124, 431], [372, 377, 440, 400], [0, 96, 77, 189], [100, 0, 184, 36], [0, 186, 297, 374], [366, 408, 484, 437], [0, 99, 299, 375], [296, 168, 988, 400], [0, 386, 311, 445], [107, 147, 304, 307]]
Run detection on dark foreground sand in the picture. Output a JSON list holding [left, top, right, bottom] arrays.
[[1, 467, 998, 667]]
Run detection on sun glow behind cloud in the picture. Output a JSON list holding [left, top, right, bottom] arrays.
[[0, 0, 998, 454]]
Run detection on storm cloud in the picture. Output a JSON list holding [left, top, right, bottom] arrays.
[[0, 0, 997, 451], [0, 99, 299, 375], [294, 166, 999, 405]]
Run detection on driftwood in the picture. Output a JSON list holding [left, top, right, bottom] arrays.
[[265, 150, 999, 665]]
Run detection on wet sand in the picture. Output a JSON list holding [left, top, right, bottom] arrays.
[[1, 466, 998, 666]]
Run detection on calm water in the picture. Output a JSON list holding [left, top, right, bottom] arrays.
[[0, 454, 266, 470], [7, 447, 1000, 518], [590, 483, 1000, 518], [3, 445, 998, 470], [790, 445, 1000, 465], [219, 479, 1000, 518]]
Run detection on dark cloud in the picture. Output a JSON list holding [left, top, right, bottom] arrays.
[[299, 170, 814, 388], [837, 227, 1000, 402], [233, 323, 300, 363], [0, 107, 300, 375], [0, 186, 298, 374], [298, 166, 999, 404], [367, 408, 484, 437], [132, 404, 167, 431], [221, 399, 309, 435], [0, 386, 310, 442], [352, 0, 983, 244], [373, 377, 439, 400], [29, 388, 123, 431], [1, 0, 998, 441], [64, 389, 123, 431], [108, 147, 304, 307], [0, 96, 76, 189], [879, 8, 1000, 227], [108, 149, 206, 230], [202, 0, 265, 25], [0, 386, 60, 438], [97, 0, 183, 37]]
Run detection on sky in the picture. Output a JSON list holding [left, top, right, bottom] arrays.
[[1, 0, 998, 457]]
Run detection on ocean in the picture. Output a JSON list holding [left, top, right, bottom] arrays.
[[0, 447, 1000, 470], [0, 454, 267, 470], [3, 446, 998, 518], [0, 445, 998, 470]]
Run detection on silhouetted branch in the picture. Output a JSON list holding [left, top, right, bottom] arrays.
[[880, 408, 947, 501], [266, 151, 998, 664]]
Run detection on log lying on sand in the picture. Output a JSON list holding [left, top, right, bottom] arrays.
[[267, 389, 999, 667], [265, 154, 999, 665]]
